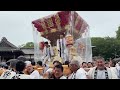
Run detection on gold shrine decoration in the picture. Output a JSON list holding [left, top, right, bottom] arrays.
[[34, 11, 88, 38], [69, 46, 77, 56], [51, 28, 57, 33], [75, 16, 80, 28], [45, 18, 54, 28], [55, 13, 61, 31], [41, 19, 47, 31], [65, 24, 70, 30]]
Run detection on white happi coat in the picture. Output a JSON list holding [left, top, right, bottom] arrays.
[[68, 68, 87, 79], [0, 70, 16, 79], [11, 74, 33, 79], [59, 76, 67, 79], [87, 67, 118, 79], [30, 70, 42, 79]]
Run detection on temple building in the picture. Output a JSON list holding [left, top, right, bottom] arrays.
[[0, 37, 34, 62]]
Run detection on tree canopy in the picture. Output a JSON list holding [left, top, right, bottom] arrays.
[[19, 42, 34, 48], [92, 26, 120, 60]]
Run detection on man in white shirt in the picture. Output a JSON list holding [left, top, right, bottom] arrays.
[[0, 59, 18, 79], [25, 61, 41, 79], [87, 56, 118, 79], [52, 64, 66, 79], [109, 60, 119, 78], [43, 61, 62, 79], [12, 61, 33, 79], [68, 60, 87, 79]]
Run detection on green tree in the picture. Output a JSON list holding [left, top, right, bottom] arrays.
[[91, 37, 120, 60], [91, 37, 105, 58], [116, 26, 120, 39], [19, 42, 34, 48]]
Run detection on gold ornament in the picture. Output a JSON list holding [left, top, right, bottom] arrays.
[[46, 18, 54, 28], [41, 20, 47, 31]]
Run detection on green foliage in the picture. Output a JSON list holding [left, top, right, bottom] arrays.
[[19, 42, 34, 48], [91, 36, 120, 60], [116, 26, 120, 39]]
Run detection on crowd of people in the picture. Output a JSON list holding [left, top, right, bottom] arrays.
[[0, 34, 119, 79], [0, 56, 120, 79]]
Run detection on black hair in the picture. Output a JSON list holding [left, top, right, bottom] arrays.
[[37, 61, 42, 66], [54, 65, 63, 72], [31, 61, 36, 66], [16, 61, 26, 72], [53, 61, 62, 66], [64, 61, 70, 65], [82, 62, 87, 65], [87, 62, 93, 65]]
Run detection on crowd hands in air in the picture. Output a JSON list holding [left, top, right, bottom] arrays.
[[0, 56, 120, 79]]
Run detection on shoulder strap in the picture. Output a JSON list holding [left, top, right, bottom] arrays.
[[94, 68, 97, 79], [104, 68, 109, 79], [94, 67, 109, 79]]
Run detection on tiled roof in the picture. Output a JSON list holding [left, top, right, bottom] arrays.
[[20, 48, 34, 55]]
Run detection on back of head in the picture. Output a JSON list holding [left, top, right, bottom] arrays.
[[64, 61, 70, 65], [31, 60, 36, 66], [16, 61, 25, 72], [53, 61, 62, 66], [37, 61, 42, 66]]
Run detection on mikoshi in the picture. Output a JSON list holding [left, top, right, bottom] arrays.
[[32, 11, 92, 65]]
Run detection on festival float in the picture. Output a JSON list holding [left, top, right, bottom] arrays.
[[32, 11, 92, 64]]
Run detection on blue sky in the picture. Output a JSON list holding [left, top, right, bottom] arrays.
[[0, 11, 120, 46]]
